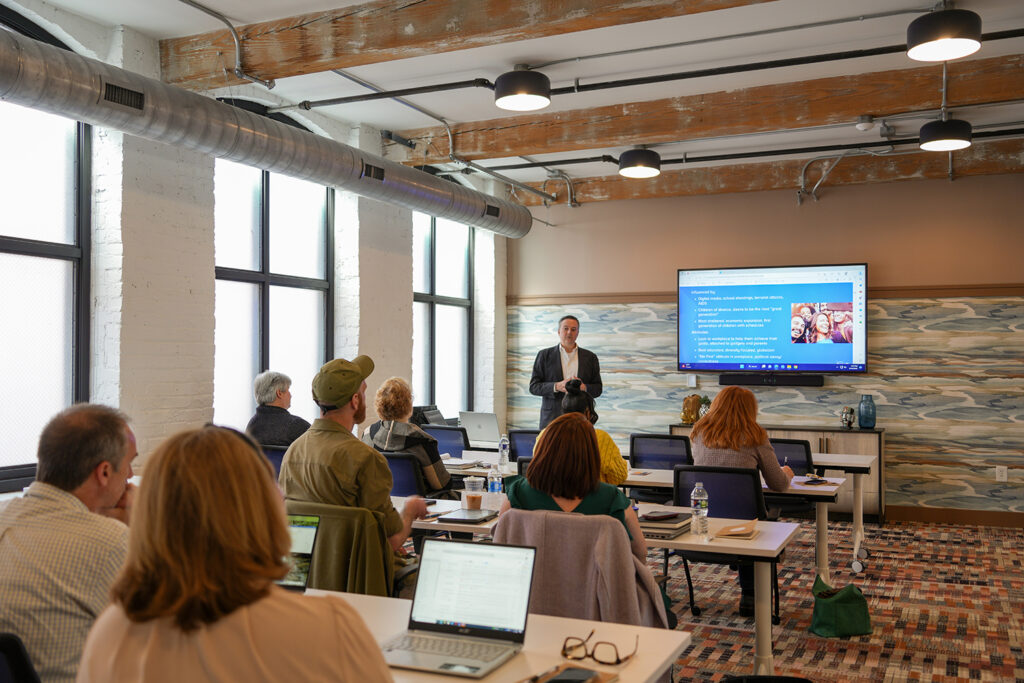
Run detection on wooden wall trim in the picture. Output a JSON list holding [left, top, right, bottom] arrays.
[[886, 505, 1024, 528], [507, 284, 1024, 306]]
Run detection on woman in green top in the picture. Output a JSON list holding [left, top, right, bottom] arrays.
[[500, 412, 647, 561]]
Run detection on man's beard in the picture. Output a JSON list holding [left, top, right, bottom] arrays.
[[354, 401, 366, 424]]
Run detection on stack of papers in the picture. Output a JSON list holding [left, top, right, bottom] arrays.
[[444, 458, 483, 469]]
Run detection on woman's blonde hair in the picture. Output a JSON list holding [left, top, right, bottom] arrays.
[[375, 376, 413, 421], [690, 386, 768, 450], [110, 426, 290, 631]]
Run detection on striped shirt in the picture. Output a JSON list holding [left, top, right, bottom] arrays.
[[0, 482, 128, 683]]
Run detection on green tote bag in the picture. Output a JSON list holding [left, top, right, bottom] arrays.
[[809, 575, 872, 637]]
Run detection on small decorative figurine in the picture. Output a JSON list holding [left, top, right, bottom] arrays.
[[840, 406, 856, 429], [681, 394, 702, 424], [698, 395, 712, 419]]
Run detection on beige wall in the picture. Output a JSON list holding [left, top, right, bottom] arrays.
[[511, 175, 1024, 297]]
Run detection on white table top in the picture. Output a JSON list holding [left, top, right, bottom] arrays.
[[812, 452, 878, 474], [636, 504, 801, 558], [623, 469, 847, 501], [309, 590, 690, 683], [396, 496, 503, 534]]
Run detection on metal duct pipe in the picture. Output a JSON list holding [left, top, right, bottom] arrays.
[[0, 30, 532, 238]]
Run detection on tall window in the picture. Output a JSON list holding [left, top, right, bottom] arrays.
[[412, 212, 473, 418], [213, 155, 333, 429], [0, 13, 89, 491]]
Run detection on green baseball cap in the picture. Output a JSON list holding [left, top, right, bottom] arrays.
[[311, 355, 374, 407]]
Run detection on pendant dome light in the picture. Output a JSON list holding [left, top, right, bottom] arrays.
[[907, 8, 982, 62], [618, 148, 661, 178], [919, 118, 972, 151], [494, 65, 551, 111]]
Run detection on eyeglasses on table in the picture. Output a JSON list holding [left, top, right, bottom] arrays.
[[561, 630, 639, 666]]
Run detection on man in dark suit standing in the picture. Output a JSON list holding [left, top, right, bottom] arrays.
[[529, 315, 603, 428]]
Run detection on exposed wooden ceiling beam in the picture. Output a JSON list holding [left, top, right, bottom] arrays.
[[160, 0, 773, 90], [387, 54, 1024, 165], [512, 138, 1024, 205]]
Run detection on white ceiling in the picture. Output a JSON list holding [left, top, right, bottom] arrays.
[[25, 0, 1024, 185]]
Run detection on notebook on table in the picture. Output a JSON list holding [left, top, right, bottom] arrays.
[[459, 411, 501, 448], [382, 538, 536, 678], [276, 514, 320, 592]]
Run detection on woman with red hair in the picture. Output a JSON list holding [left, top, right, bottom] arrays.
[[690, 386, 793, 615]]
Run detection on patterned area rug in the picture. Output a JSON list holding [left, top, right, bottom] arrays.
[[653, 520, 1024, 682]]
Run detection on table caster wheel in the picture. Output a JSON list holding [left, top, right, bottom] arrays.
[[857, 548, 870, 560], [772, 615, 781, 625], [851, 559, 865, 573], [691, 606, 701, 617]]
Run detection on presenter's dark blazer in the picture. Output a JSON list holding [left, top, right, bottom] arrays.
[[529, 345, 603, 429]]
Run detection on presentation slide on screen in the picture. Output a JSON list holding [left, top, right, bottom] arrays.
[[678, 267, 866, 372]]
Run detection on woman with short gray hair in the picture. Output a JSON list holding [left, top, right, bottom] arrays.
[[245, 370, 310, 447]]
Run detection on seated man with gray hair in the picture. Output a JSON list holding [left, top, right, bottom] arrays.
[[246, 370, 311, 448]]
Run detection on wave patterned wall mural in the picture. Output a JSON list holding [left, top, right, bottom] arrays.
[[507, 297, 1023, 512]]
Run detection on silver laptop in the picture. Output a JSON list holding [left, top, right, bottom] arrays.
[[382, 538, 536, 678], [276, 514, 320, 592], [459, 411, 501, 448]]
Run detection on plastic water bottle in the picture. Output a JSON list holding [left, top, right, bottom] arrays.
[[487, 463, 503, 493], [498, 433, 510, 472], [690, 481, 709, 542]]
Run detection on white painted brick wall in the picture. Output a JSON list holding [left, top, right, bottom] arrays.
[[10, 4, 505, 459]]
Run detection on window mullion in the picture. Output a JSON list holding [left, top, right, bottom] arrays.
[[259, 171, 271, 371]]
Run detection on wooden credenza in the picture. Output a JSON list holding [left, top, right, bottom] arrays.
[[669, 423, 885, 523]]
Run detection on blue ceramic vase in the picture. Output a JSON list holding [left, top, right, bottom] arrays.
[[858, 394, 876, 429]]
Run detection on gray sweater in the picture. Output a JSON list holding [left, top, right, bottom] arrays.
[[691, 436, 791, 492]]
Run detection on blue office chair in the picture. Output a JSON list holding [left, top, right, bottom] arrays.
[[629, 434, 692, 504], [383, 452, 428, 497], [516, 456, 532, 478], [421, 425, 470, 460], [0, 632, 41, 683], [261, 445, 288, 478], [672, 465, 781, 624], [766, 438, 815, 518], [508, 429, 540, 462]]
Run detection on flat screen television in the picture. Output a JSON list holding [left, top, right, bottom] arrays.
[[677, 263, 867, 374]]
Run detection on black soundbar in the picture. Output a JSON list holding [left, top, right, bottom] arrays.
[[719, 373, 825, 387]]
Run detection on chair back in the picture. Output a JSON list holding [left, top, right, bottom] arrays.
[[629, 434, 692, 469], [284, 499, 394, 596], [421, 425, 470, 460], [0, 633, 41, 683], [516, 456, 532, 478], [383, 452, 427, 497], [507, 429, 540, 461], [492, 509, 667, 629], [261, 445, 288, 478], [768, 438, 814, 475], [672, 465, 768, 520]]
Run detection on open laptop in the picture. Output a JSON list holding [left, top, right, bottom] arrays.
[[458, 411, 501, 449], [276, 514, 320, 592], [382, 538, 536, 678]]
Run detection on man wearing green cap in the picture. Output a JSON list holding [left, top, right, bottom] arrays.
[[279, 355, 427, 553]]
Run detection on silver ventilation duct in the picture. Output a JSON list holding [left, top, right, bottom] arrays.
[[0, 30, 533, 238]]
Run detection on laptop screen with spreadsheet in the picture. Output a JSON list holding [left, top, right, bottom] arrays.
[[409, 539, 535, 643]]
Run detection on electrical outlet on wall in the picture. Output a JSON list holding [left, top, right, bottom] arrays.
[[995, 465, 1008, 483]]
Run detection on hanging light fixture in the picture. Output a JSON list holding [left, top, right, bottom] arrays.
[[618, 148, 661, 178], [919, 61, 972, 151], [907, 8, 982, 62], [919, 118, 972, 151], [494, 65, 551, 111]]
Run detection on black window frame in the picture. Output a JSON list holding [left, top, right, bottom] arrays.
[[213, 109, 335, 387], [413, 214, 475, 411], [0, 10, 91, 491]]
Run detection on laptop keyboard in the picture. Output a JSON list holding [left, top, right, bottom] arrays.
[[387, 634, 509, 662]]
